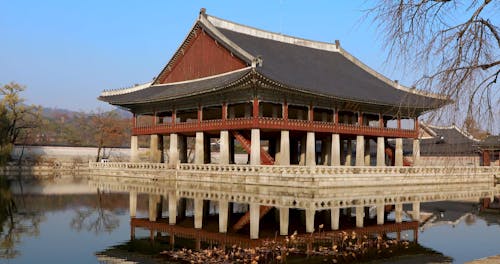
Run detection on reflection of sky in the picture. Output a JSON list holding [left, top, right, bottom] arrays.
[[9, 210, 130, 264], [419, 218, 500, 263]]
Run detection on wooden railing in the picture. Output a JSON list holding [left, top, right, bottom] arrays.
[[133, 117, 417, 138]]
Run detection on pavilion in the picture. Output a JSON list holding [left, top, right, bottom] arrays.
[[98, 9, 453, 239]]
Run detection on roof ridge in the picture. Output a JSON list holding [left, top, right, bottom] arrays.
[[153, 67, 252, 87], [206, 14, 340, 52], [425, 123, 480, 142]]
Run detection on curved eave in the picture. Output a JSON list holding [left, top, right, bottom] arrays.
[[99, 67, 254, 107]]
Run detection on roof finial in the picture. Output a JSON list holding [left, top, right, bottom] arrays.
[[335, 40, 340, 49], [199, 8, 207, 17]]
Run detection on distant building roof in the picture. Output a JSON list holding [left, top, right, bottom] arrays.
[[478, 135, 500, 150]]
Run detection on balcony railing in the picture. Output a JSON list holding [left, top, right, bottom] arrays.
[[133, 117, 417, 138]]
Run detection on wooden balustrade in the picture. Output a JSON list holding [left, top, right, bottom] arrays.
[[132, 116, 417, 138]]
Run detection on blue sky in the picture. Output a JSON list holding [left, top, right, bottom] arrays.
[[0, 0, 401, 112]]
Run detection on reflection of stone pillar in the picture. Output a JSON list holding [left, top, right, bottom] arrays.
[[306, 132, 316, 166], [130, 136, 139, 162], [364, 139, 371, 166], [194, 198, 203, 229], [220, 130, 230, 164], [169, 133, 179, 166], [376, 137, 385, 166], [218, 200, 228, 233], [250, 203, 260, 239], [395, 203, 403, 223], [413, 139, 420, 166], [355, 135, 365, 166], [149, 194, 161, 222], [279, 207, 289, 235], [129, 191, 137, 218], [355, 206, 364, 228], [395, 138, 403, 166], [345, 140, 352, 166], [250, 129, 261, 165], [305, 208, 315, 233], [332, 134, 341, 166], [195, 132, 204, 164], [377, 202, 384, 225], [331, 207, 340, 230], [168, 192, 177, 225], [279, 130, 290, 165], [412, 201, 420, 222]]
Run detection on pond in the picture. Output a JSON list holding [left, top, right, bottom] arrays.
[[0, 179, 499, 263]]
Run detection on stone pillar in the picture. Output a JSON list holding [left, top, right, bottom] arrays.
[[129, 191, 137, 218], [331, 134, 341, 166], [148, 194, 161, 222], [178, 135, 188, 163], [169, 133, 179, 166], [364, 139, 371, 166], [377, 202, 385, 225], [355, 206, 364, 228], [412, 201, 420, 222], [195, 132, 204, 164], [345, 140, 352, 166], [331, 207, 340, 230], [395, 138, 403, 166], [306, 132, 316, 166], [279, 130, 290, 165], [413, 139, 420, 166], [376, 137, 385, 166], [355, 135, 365, 166], [322, 137, 332, 165], [150, 134, 161, 162], [130, 136, 139, 162], [279, 207, 289, 235], [194, 198, 203, 229], [395, 203, 403, 223], [220, 130, 230, 164], [249, 203, 260, 239], [250, 129, 261, 165], [218, 200, 229, 233], [305, 208, 315, 233], [299, 136, 306, 165], [168, 192, 177, 225]]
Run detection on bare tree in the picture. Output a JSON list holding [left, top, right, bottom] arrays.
[[366, 0, 499, 131]]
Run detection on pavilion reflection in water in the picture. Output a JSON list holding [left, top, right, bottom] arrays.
[[88, 174, 499, 245]]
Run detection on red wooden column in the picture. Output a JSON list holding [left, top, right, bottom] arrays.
[[172, 110, 176, 125], [252, 97, 259, 126], [397, 116, 402, 129], [197, 105, 202, 128], [334, 109, 339, 124], [483, 150, 491, 166], [222, 102, 227, 127], [132, 114, 137, 128], [358, 112, 363, 126], [308, 104, 314, 122], [378, 114, 384, 128], [283, 100, 288, 124]]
